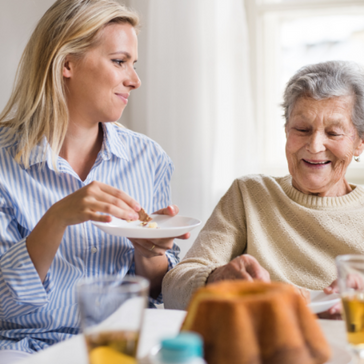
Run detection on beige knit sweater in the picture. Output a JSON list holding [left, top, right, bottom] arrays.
[[162, 174, 364, 310]]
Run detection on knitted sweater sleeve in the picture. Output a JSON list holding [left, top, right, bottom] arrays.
[[162, 179, 247, 309]]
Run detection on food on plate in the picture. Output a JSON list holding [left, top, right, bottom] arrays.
[[181, 281, 330, 364], [127, 208, 152, 224], [139, 221, 159, 229], [147, 222, 158, 229], [137, 209, 157, 228], [138, 208, 152, 223]]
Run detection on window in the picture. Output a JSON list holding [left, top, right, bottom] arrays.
[[245, 0, 364, 183]]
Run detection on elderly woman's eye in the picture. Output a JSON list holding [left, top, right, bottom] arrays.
[[328, 132, 341, 137], [295, 128, 308, 133]]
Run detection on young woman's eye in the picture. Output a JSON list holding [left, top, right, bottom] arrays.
[[112, 59, 125, 66]]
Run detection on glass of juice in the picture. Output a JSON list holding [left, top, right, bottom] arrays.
[[336, 255, 364, 363], [76, 275, 149, 364]]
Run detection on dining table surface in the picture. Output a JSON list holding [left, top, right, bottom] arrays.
[[14, 308, 353, 364]]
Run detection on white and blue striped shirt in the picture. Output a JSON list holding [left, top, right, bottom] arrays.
[[0, 122, 180, 353]]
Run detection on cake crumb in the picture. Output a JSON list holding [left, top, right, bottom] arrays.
[[147, 222, 159, 229], [138, 208, 152, 223]]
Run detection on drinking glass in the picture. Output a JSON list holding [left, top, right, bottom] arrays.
[[76, 275, 149, 364], [336, 255, 364, 363]]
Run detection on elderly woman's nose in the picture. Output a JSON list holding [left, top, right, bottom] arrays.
[[306, 131, 326, 153]]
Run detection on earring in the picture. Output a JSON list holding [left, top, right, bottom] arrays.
[[354, 155, 361, 162]]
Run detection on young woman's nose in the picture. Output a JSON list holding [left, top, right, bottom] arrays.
[[124, 67, 141, 90]]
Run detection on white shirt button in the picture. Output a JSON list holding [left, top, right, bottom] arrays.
[[91, 247, 97, 253]]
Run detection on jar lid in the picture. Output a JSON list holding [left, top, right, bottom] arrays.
[[160, 332, 203, 363]]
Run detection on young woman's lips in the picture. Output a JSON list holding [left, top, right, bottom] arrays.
[[302, 159, 331, 168], [115, 93, 129, 104]]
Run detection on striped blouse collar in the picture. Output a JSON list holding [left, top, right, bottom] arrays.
[[23, 122, 129, 170], [99, 122, 129, 162]]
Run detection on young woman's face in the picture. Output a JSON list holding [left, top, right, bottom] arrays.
[[285, 96, 364, 197], [63, 22, 141, 125]]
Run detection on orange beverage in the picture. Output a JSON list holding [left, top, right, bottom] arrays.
[[77, 276, 149, 364], [342, 293, 364, 348], [85, 330, 139, 364]]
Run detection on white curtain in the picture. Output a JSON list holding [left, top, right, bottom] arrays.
[[124, 0, 258, 257]]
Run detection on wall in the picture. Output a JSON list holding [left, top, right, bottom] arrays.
[[0, 0, 57, 112]]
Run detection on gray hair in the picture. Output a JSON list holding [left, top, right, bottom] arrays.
[[282, 60, 364, 138]]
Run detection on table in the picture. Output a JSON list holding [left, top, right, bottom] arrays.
[[15, 309, 353, 364]]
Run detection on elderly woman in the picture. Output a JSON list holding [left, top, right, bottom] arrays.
[[0, 0, 188, 358], [163, 60, 364, 311]]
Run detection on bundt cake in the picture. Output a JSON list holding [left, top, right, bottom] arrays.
[[181, 281, 331, 364]]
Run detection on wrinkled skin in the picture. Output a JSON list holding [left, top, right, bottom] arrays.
[[285, 96, 364, 197], [207, 255, 270, 284]]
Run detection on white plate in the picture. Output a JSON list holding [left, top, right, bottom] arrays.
[[308, 290, 341, 314], [92, 214, 201, 239]]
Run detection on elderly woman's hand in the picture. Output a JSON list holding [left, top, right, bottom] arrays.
[[319, 274, 364, 320], [129, 205, 190, 258], [317, 280, 342, 320], [207, 254, 270, 285]]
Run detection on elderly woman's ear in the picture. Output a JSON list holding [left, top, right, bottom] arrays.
[[354, 137, 364, 160]]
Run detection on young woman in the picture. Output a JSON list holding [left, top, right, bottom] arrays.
[[0, 0, 187, 357]]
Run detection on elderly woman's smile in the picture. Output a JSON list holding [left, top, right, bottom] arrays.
[[285, 96, 364, 197]]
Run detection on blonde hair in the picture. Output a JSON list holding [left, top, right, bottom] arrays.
[[0, 0, 139, 168]]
